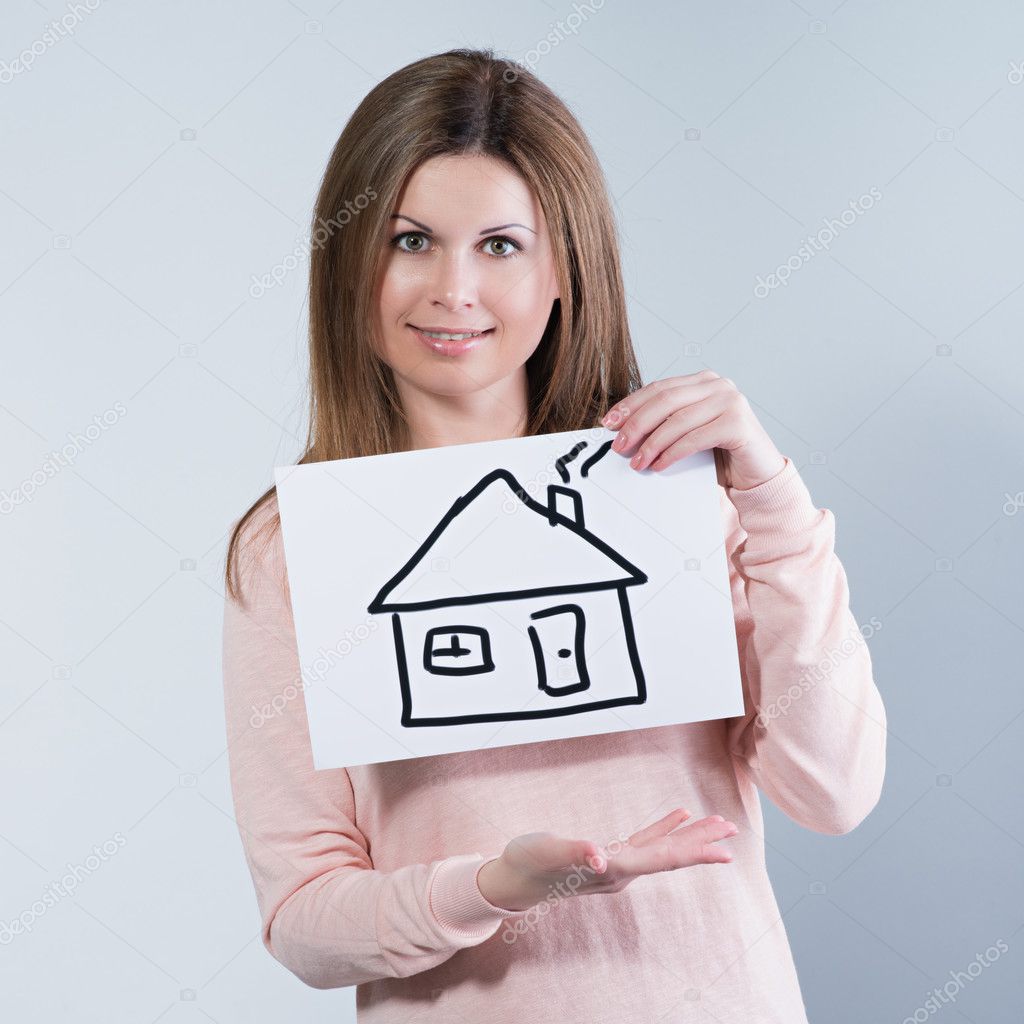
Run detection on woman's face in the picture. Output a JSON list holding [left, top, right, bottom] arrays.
[[374, 153, 560, 399]]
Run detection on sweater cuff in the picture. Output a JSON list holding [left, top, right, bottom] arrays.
[[428, 854, 526, 939], [725, 456, 823, 537]]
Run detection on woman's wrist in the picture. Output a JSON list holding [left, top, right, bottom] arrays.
[[477, 855, 532, 912]]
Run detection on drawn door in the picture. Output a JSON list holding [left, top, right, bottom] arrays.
[[528, 603, 591, 697]]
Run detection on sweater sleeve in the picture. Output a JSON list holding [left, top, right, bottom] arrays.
[[220, 498, 526, 990], [720, 457, 887, 835]]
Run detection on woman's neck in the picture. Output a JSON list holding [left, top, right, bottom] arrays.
[[400, 368, 530, 451]]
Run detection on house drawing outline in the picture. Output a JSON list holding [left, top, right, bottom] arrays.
[[367, 443, 650, 728]]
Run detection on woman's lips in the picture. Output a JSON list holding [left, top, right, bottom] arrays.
[[408, 325, 494, 356]]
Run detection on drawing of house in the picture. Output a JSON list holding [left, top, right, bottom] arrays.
[[367, 447, 649, 728]]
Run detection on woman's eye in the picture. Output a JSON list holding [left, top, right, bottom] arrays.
[[393, 232, 429, 253], [482, 236, 521, 258], [390, 233, 521, 259]]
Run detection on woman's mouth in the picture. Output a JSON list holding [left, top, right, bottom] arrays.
[[408, 324, 494, 356]]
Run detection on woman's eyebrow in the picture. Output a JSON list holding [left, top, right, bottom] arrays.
[[390, 213, 536, 235]]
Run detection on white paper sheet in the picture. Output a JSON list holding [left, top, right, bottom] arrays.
[[273, 427, 745, 769]]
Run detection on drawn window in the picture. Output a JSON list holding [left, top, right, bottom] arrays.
[[423, 625, 495, 676]]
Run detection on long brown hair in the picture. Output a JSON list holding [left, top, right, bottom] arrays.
[[224, 46, 643, 605]]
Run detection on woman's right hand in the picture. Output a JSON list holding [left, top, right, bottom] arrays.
[[476, 807, 738, 912]]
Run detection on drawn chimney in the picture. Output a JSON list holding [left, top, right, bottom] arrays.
[[546, 484, 585, 529], [542, 437, 613, 530]]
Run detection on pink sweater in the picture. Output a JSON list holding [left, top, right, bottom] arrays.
[[221, 456, 886, 1022]]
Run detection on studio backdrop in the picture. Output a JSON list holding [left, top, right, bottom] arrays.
[[2, 2, 1022, 1021]]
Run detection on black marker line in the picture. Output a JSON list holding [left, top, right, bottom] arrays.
[[370, 463, 650, 729], [555, 440, 589, 483], [581, 439, 613, 477], [367, 467, 646, 613]]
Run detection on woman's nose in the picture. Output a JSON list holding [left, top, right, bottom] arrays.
[[432, 252, 479, 308]]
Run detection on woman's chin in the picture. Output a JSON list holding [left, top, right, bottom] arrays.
[[395, 358, 514, 399]]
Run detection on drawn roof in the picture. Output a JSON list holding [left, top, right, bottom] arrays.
[[367, 468, 647, 613]]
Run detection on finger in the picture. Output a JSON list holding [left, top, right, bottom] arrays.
[[630, 398, 726, 471], [617, 823, 735, 875], [606, 386, 686, 441], [565, 838, 601, 871], [569, 835, 606, 876], [553, 837, 606, 875], [700, 845, 733, 864], [663, 811, 696, 835], [609, 383, 718, 457], [537, 837, 603, 876], [628, 807, 692, 846], [522, 834, 597, 874], [665, 816, 736, 846], [687, 818, 739, 844], [603, 372, 722, 429], [601, 382, 671, 427], [648, 413, 735, 472], [663, 821, 738, 868]]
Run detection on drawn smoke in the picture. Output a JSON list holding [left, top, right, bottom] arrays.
[[502, 436, 614, 524]]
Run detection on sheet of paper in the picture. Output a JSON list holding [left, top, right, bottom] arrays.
[[273, 427, 745, 769]]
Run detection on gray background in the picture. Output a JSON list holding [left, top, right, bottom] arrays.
[[3, 0, 1022, 1021]]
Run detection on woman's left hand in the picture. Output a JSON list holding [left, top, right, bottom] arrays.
[[601, 370, 787, 491]]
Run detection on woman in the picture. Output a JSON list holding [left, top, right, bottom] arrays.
[[222, 47, 887, 1022]]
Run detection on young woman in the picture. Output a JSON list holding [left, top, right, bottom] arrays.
[[222, 48, 887, 1023]]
